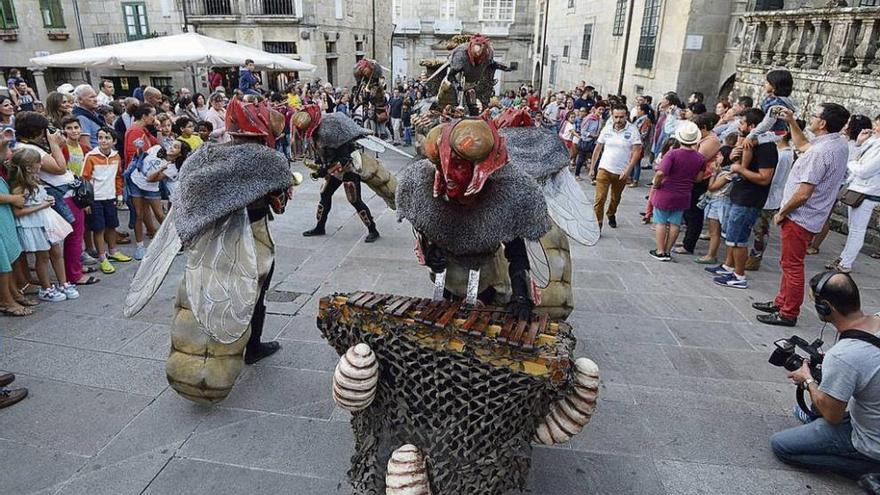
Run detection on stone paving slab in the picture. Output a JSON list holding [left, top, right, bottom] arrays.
[[1, 151, 871, 494]]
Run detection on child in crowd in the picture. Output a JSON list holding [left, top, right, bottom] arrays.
[[175, 117, 203, 152], [695, 132, 738, 264], [559, 111, 578, 167], [82, 127, 131, 274], [156, 113, 176, 151], [60, 116, 89, 177], [197, 121, 213, 145], [740, 69, 797, 171], [0, 138, 33, 316], [8, 148, 78, 302], [127, 143, 167, 260], [156, 138, 191, 199]]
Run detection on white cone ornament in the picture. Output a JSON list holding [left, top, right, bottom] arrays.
[[534, 357, 600, 445], [332, 343, 379, 411], [386, 444, 432, 495]]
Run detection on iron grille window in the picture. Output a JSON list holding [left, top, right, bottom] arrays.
[[204, 0, 233, 15], [549, 57, 558, 85], [0, 0, 17, 29], [40, 0, 65, 28], [859, 0, 879, 6], [263, 41, 296, 54], [563, 44, 569, 58], [613, 0, 626, 36], [581, 24, 593, 60], [636, 0, 661, 69], [754, 0, 784, 9]]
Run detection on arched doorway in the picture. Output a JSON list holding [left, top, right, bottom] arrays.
[[718, 74, 736, 102]]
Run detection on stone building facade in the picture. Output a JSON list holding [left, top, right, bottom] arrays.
[[533, 0, 735, 104], [390, 0, 534, 93], [187, 0, 392, 90], [1, 0, 187, 98]]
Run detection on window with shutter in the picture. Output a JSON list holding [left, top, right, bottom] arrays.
[[40, 0, 65, 28], [581, 24, 593, 60], [0, 0, 17, 29]]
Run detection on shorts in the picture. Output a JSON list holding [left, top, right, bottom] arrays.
[[723, 204, 761, 247], [127, 180, 161, 199], [653, 208, 684, 226], [704, 196, 730, 222], [87, 199, 120, 231]]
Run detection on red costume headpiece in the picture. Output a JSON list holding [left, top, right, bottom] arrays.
[[225, 97, 278, 148], [354, 58, 378, 81], [291, 104, 323, 140], [494, 108, 534, 129], [426, 115, 508, 201], [466, 34, 493, 67]]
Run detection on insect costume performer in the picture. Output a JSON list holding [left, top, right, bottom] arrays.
[[123, 97, 296, 404], [396, 109, 600, 320], [431, 34, 511, 113], [295, 105, 406, 243]]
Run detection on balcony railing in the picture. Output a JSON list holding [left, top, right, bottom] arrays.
[[93, 31, 167, 47], [185, 0, 239, 16], [246, 0, 296, 16], [738, 6, 880, 77]]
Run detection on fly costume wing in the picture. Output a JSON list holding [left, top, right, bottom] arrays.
[[184, 208, 259, 344], [526, 240, 551, 289], [124, 210, 183, 317], [543, 170, 600, 246]]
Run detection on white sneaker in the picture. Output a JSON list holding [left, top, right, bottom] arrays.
[[60, 283, 80, 300], [81, 252, 99, 265], [38, 286, 67, 303]]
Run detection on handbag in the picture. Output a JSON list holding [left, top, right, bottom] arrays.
[[70, 177, 94, 209], [838, 188, 866, 208], [44, 207, 73, 244]]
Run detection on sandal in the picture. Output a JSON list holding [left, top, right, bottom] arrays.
[[0, 305, 34, 317], [871, 252, 880, 259], [76, 276, 101, 285], [694, 257, 718, 264], [672, 247, 693, 255], [806, 247, 819, 255], [824, 258, 842, 270], [82, 265, 98, 274], [18, 284, 40, 296]]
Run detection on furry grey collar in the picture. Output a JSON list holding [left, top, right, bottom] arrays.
[[172, 143, 291, 247], [500, 126, 569, 182], [396, 160, 550, 268], [315, 113, 370, 150]]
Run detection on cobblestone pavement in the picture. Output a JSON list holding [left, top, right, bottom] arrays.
[[2, 151, 875, 494]]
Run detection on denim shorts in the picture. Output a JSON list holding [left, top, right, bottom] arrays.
[[724, 204, 761, 247], [653, 207, 685, 226], [127, 181, 161, 199], [704, 196, 730, 222]]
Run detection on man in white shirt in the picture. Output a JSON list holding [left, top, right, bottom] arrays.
[[96, 80, 114, 106], [590, 104, 643, 229]]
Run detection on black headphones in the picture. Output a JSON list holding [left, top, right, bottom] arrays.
[[814, 271, 837, 317]]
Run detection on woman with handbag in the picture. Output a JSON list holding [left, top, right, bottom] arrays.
[[14, 111, 94, 288], [828, 119, 880, 273]]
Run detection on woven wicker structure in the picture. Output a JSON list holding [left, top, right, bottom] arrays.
[[318, 293, 578, 495]]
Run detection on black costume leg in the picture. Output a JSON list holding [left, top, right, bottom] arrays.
[[304, 175, 343, 236], [682, 180, 709, 253], [245, 263, 280, 364], [342, 171, 379, 240]]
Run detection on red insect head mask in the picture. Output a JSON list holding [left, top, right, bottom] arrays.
[[467, 34, 492, 66], [494, 108, 534, 129], [355, 58, 377, 80], [426, 117, 508, 202], [226, 97, 277, 148]]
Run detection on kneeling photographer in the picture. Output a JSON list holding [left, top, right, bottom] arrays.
[[769, 271, 880, 483]]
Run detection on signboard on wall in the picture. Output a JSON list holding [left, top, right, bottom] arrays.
[[685, 35, 704, 51]]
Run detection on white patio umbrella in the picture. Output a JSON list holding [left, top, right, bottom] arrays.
[[29, 32, 315, 72]]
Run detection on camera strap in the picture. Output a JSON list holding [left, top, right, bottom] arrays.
[[840, 330, 880, 351]]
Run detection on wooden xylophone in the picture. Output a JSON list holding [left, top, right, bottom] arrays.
[[345, 291, 556, 351], [320, 291, 574, 385]]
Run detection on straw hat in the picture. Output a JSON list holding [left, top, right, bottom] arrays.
[[675, 121, 701, 145]]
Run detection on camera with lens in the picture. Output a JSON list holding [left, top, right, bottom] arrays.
[[769, 335, 825, 417]]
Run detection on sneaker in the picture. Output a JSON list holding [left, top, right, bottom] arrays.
[[792, 404, 816, 424], [134, 245, 146, 261], [108, 251, 132, 262], [60, 283, 79, 299], [38, 286, 67, 303], [705, 264, 733, 276], [649, 249, 671, 261], [81, 252, 99, 266], [714, 273, 748, 289], [99, 259, 116, 274]]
